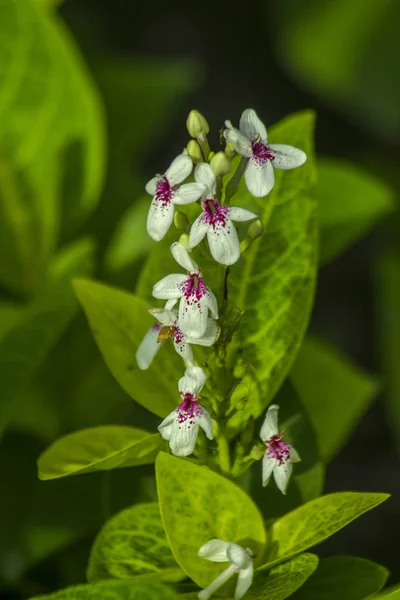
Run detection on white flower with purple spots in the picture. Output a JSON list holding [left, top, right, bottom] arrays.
[[135, 308, 219, 370], [198, 540, 254, 600], [152, 242, 218, 338], [158, 366, 213, 456], [260, 404, 300, 495], [224, 108, 307, 198], [145, 150, 205, 242], [188, 163, 258, 266]]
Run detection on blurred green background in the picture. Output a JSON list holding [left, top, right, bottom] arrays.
[[0, 0, 399, 597]]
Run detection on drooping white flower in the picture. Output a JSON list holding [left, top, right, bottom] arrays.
[[152, 242, 218, 339], [135, 308, 219, 370], [224, 109, 307, 198], [260, 404, 300, 495], [198, 539, 254, 600], [188, 163, 258, 266], [145, 150, 205, 241], [158, 366, 212, 456]]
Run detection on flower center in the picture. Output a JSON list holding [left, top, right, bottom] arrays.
[[265, 434, 290, 465], [157, 322, 184, 344], [178, 271, 207, 304], [155, 177, 174, 206], [202, 198, 230, 229], [177, 394, 201, 425], [251, 136, 275, 166]]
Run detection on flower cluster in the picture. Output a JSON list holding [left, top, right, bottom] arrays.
[[136, 108, 305, 599]]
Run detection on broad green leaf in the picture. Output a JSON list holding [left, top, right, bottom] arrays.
[[374, 251, 400, 452], [290, 335, 379, 461], [249, 553, 319, 600], [28, 578, 179, 600], [87, 502, 184, 583], [227, 111, 317, 431], [374, 585, 400, 600], [73, 279, 182, 418], [156, 452, 266, 590], [38, 426, 162, 480], [290, 556, 388, 600], [318, 158, 395, 264], [259, 492, 389, 570], [0, 0, 105, 295]]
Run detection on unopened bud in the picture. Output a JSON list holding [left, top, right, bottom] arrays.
[[186, 139, 203, 164], [210, 152, 231, 177], [250, 443, 266, 461], [186, 109, 209, 140], [224, 139, 236, 157], [174, 211, 190, 232], [178, 233, 190, 249], [247, 218, 264, 240]]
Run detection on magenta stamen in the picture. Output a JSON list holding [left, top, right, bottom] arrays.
[[178, 272, 208, 306], [251, 138, 275, 166], [266, 434, 290, 465], [155, 176, 174, 206], [201, 198, 230, 230], [176, 393, 202, 426]]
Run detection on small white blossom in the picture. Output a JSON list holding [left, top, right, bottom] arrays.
[[152, 242, 218, 339], [158, 366, 212, 456], [260, 404, 300, 495], [198, 539, 254, 600], [135, 308, 219, 370], [224, 109, 307, 198], [145, 150, 205, 241], [189, 163, 258, 266]]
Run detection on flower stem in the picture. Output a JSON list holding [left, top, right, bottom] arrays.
[[224, 156, 248, 204], [218, 432, 231, 474]]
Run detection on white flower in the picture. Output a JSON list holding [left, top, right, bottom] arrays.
[[224, 108, 307, 198], [135, 308, 219, 370], [189, 163, 258, 266], [145, 151, 205, 241], [152, 242, 218, 339], [198, 539, 254, 600], [158, 366, 213, 456], [260, 404, 300, 495]]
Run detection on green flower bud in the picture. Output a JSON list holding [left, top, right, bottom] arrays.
[[186, 109, 209, 140], [178, 233, 190, 249], [247, 218, 264, 240], [224, 139, 236, 157], [250, 443, 266, 461], [174, 210, 190, 232], [210, 151, 231, 177], [186, 139, 203, 164]]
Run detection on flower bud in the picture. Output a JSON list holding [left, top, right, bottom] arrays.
[[186, 139, 203, 164], [224, 139, 236, 157], [186, 109, 209, 140], [247, 218, 264, 240], [178, 233, 190, 249], [174, 210, 190, 232], [210, 152, 231, 177], [250, 443, 265, 461]]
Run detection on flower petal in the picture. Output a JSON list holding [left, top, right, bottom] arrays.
[[228, 206, 258, 222], [262, 453, 276, 487], [198, 565, 237, 600], [240, 108, 267, 142], [227, 543, 251, 569], [290, 445, 301, 463], [189, 214, 209, 249], [198, 539, 230, 562], [178, 365, 207, 396], [173, 338, 194, 365], [273, 458, 293, 495], [224, 124, 252, 157], [235, 563, 254, 600], [170, 241, 198, 272], [245, 159, 275, 197], [186, 317, 219, 347], [173, 182, 205, 205], [165, 152, 193, 186], [260, 404, 279, 441], [207, 220, 241, 266], [194, 163, 217, 196], [269, 144, 307, 170], [179, 295, 208, 338], [168, 419, 199, 456], [157, 410, 177, 440], [203, 289, 219, 320], [135, 324, 161, 370], [145, 176, 159, 195], [197, 406, 213, 440], [149, 307, 177, 327], [152, 274, 187, 300], [147, 196, 175, 241]]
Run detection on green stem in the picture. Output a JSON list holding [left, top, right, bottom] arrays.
[[218, 433, 231, 474], [224, 157, 248, 204]]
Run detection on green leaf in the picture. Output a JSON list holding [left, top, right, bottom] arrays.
[[289, 556, 388, 600], [38, 426, 162, 480], [0, 0, 105, 295], [374, 585, 400, 600], [249, 554, 319, 600], [290, 335, 379, 461], [259, 492, 389, 570], [156, 452, 266, 589], [227, 111, 317, 431], [28, 578, 179, 600], [73, 278, 182, 418], [87, 502, 184, 583], [318, 158, 395, 264]]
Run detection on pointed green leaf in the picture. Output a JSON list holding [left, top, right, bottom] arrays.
[[28, 579, 179, 600], [87, 502, 184, 583], [156, 452, 266, 590], [259, 492, 389, 570], [38, 426, 162, 480], [73, 278, 182, 418], [289, 556, 389, 600], [374, 585, 400, 600], [227, 111, 317, 430], [290, 335, 379, 461], [248, 554, 319, 600], [318, 158, 395, 264]]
